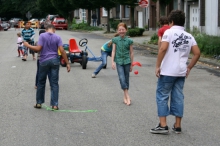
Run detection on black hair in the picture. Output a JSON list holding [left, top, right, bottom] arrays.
[[168, 10, 185, 26], [39, 30, 46, 35], [45, 24, 55, 30], [23, 21, 30, 26], [159, 16, 169, 25]]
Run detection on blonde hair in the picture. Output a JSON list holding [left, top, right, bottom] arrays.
[[17, 32, 21, 37], [108, 33, 120, 47]]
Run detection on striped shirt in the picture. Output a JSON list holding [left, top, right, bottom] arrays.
[[21, 28, 35, 41]]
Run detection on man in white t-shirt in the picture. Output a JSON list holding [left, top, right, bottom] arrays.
[[150, 10, 200, 134]]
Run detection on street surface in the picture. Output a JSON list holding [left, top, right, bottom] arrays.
[[0, 28, 220, 146]]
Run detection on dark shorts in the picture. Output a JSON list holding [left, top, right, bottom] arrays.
[[29, 49, 35, 54], [23, 46, 28, 55]]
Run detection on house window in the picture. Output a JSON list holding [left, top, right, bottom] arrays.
[[102, 8, 107, 17], [116, 4, 120, 19], [124, 5, 130, 18], [74, 9, 79, 18], [173, 0, 178, 10]]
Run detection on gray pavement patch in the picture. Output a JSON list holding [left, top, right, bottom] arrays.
[[196, 66, 220, 77], [42, 104, 97, 113]]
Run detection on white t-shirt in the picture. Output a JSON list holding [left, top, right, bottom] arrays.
[[17, 37, 23, 47], [160, 26, 197, 77]]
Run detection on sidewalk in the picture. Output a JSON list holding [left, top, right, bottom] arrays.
[[91, 30, 220, 68]]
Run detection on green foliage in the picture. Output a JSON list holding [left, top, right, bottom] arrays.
[[0, 0, 43, 19], [50, 0, 75, 18], [195, 34, 220, 56], [186, 27, 220, 56], [37, 0, 57, 15], [109, 19, 120, 31], [71, 20, 102, 31], [148, 33, 158, 45], [186, 26, 201, 37], [127, 28, 145, 37]]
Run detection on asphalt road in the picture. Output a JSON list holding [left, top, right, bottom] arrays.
[[0, 28, 220, 146]]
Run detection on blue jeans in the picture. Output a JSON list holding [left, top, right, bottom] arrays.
[[92, 19, 97, 26], [156, 75, 185, 117], [35, 59, 51, 86], [36, 58, 60, 106], [116, 63, 131, 90], [93, 50, 111, 75]]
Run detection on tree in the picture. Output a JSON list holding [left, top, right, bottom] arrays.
[[37, 0, 57, 15], [50, 0, 76, 19], [0, 0, 43, 19], [0, 0, 18, 18]]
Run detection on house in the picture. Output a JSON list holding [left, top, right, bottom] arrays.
[[99, 4, 150, 29], [71, 0, 220, 36], [150, 0, 220, 36]]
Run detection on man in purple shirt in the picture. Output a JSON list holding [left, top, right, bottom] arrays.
[[23, 24, 70, 110]]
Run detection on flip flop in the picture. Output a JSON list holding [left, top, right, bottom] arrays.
[[22, 58, 27, 61], [52, 106, 59, 110], [34, 104, 41, 109]]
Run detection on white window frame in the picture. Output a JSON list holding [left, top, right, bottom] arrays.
[[102, 8, 108, 17]]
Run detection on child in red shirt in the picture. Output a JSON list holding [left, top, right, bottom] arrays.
[[158, 16, 170, 48]]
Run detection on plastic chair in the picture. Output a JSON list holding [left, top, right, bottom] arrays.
[[69, 38, 82, 53]]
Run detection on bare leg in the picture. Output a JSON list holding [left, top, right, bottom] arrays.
[[124, 89, 131, 106], [175, 116, 182, 127], [32, 54, 36, 60], [123, 96, 127, 104], [23, 55, 27, 59], [159, 117, 167, 127]]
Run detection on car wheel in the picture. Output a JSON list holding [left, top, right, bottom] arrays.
[[82, 55, 87, 69]]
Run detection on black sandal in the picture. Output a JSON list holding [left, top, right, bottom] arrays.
[[22, 58, 27, 61], [34, 104, 41, 108], [52, 106, 59, 110]]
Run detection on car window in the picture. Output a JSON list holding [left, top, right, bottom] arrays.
[[55, 19, 65, 23]]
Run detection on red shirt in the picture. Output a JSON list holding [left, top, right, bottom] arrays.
[[158, 25, 170, 37]]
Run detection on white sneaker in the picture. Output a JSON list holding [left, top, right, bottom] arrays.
[[20, 55, 23, 58], [91, 74, 96, 78]]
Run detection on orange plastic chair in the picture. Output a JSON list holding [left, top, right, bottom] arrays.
[[69, 38, 82, 53]]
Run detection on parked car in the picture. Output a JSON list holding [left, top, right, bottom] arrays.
[[0, 17, 11, 30], [44, 14, 59, 28], [39, 18, 45, 29], [29, 18, 39, 28], [0, 22, 10, 31], [52, 17, 68, 30], [10, 18, 23, 28]]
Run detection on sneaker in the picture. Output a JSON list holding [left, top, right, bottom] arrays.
[[91, 74, 96, 78], [172, 124, 181, 134], [150, 123, 169, 134], [20, 55, 23, 58]]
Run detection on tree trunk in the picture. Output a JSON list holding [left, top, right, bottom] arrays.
[[107, 8, 110, 33], [87, 8, 91, 26], [130, 6, 135, 28]]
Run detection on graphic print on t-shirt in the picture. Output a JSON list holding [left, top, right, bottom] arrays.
[[171, 33, 191, 52]]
